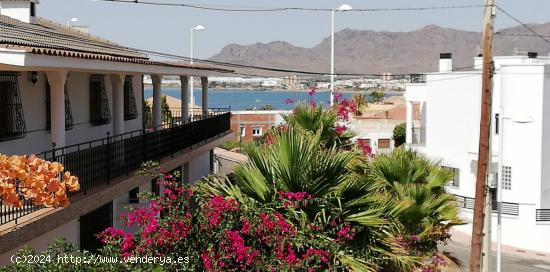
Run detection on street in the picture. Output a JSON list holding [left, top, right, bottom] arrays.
[[441, 241, 550, 272]]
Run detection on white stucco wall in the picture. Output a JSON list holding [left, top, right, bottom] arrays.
[[405, 61, 550, 253], [188, 150, 212, 183], [0, 219, 80, 265], [0, 71, 143, 155]]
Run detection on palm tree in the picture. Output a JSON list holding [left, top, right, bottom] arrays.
[[369, 147, 462, 238], [282, 103, 354, 149], [198, 128, 417, 271]]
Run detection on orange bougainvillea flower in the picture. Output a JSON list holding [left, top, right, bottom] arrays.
[[0, 154, 80, 208]]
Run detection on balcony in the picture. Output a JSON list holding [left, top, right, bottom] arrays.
[[0, 109, 231, 226]]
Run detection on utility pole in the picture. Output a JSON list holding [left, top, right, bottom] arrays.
[[470, 0, 496, 271]]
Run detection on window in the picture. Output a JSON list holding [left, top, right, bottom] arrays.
[[124, 76, 138, 120], [378, 138, 391, 149], [444, 167, 460, 187], [129, 187, 140, 204], [45, 79, 74, 130], [502, 166, 512, 190], [89, 75, 111, 125], [252, 126, 262, 136], [0, 72, 26, 141]]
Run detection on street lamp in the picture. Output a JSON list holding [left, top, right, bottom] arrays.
[[330, 4, 353, 107], [67, 17, 78, 27], [496, 108, 533, 272], [189, 25, 206, 116]]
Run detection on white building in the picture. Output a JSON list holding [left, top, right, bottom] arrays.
[[0, 0, 233, 263], [405, 53, 550, 254]]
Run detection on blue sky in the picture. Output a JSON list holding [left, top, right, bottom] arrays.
[[39, 0, 550, 59]]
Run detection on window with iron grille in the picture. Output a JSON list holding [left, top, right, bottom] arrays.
[[45, 79, 74, 130], [502, 166, 512, 190], [0, 72, 26, 141], [124, 75, 138, 120], [89, 75, 111, 125]]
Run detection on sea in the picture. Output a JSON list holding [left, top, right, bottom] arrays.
[[144, 87, 401, 110]]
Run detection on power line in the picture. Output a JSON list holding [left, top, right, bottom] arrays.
[[495, 32, 550, 38], [94, 0, 488, 13], [495, 5, 550, 45]]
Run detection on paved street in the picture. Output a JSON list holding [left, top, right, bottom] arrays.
[[441, 241, 550, 272]]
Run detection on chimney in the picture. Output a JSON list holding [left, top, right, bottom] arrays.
[[439, 53, 453, 73], [528, 52, 538, 59], [0, 0, 38, 23]]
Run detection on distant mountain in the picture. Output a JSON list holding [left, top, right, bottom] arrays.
[[209, 23, 550, 74]]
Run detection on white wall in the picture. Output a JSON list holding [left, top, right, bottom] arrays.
[[0, 71, 144, 155], [188, 150, 212, 183], [405, 62, 550, 253], [0, 219, 80, 265], [541, 65, 550, 209]]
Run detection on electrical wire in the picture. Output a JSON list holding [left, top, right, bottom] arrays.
[[495, 32, 550, 38], [495, 5, 550, 45], [93, 0, 488, 13]]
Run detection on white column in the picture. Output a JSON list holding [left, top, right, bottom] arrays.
[[180, 76, 189, 121], [201, 77, 208, 117], [46, 71, 68, 148], [151, 75, 163, 127], [406, 101, 413, 144], [110, 74, 125, 135]]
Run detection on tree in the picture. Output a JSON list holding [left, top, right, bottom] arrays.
[[0, 154, 79, 208], [369, 148, 461, 240], [393, 122, 406, 147], [351, 94, 367, 116], [369, 90, 385, 104]]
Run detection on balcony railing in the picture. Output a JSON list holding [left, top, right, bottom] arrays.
[[453, 194, 519, 216], [536, 209, 550, 222], [411, 127, 425, 145], [0, 109, 231, 226]]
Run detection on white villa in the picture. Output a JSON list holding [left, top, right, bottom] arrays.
[[0, 0, 233, 263], [405, 52, 550, 253]]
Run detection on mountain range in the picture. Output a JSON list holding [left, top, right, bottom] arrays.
[[209, 23, 550, 75]]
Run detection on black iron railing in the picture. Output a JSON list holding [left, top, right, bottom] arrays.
[[453, 194, 519, 216], [536, 209, 550, 222], [0, 110, 230, 226]]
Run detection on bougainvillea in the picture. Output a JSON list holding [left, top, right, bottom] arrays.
[[0, 154, 79, 208], [98, 178, 350, 271]]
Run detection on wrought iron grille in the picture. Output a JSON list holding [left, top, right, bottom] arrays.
[[453, 194, 519, 216], [536, 209, 550, 222], [45, 80, 74, 130], [0, 72, 26, 141], [124, 75, 138, 120], [89, 75, 111, 125], [1, 111, 230, 226]]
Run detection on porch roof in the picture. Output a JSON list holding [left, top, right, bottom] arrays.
[[0, 15, 233, 75]]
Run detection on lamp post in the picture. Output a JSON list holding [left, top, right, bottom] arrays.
[[67, 17, 78, 27], [496, 108, 532, 272], [189, 25, 206, 116], [330, 4, 353, 107]]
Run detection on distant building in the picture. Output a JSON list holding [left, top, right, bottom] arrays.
[[405, 52, 550, 254], [230, 110, 290, 142]]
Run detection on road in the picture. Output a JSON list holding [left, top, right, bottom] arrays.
[[441, 241, 550, 272]]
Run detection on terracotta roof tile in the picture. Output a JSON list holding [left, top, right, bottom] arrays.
[[0, 15, 233, 73]]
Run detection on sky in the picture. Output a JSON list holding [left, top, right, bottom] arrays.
[[38, 0, 550, 60]]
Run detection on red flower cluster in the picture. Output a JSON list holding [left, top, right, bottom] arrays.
[[335, 99, 357, 121], [277, 191, 312, 201], [335, 124, 347, 135], [336, 223, 355, 241], [308, 86, 318, 96], [357, 138, 373, 156], [204, 196, 239, 227]]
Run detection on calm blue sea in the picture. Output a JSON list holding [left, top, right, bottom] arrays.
[[144, 87, 398, 110]]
